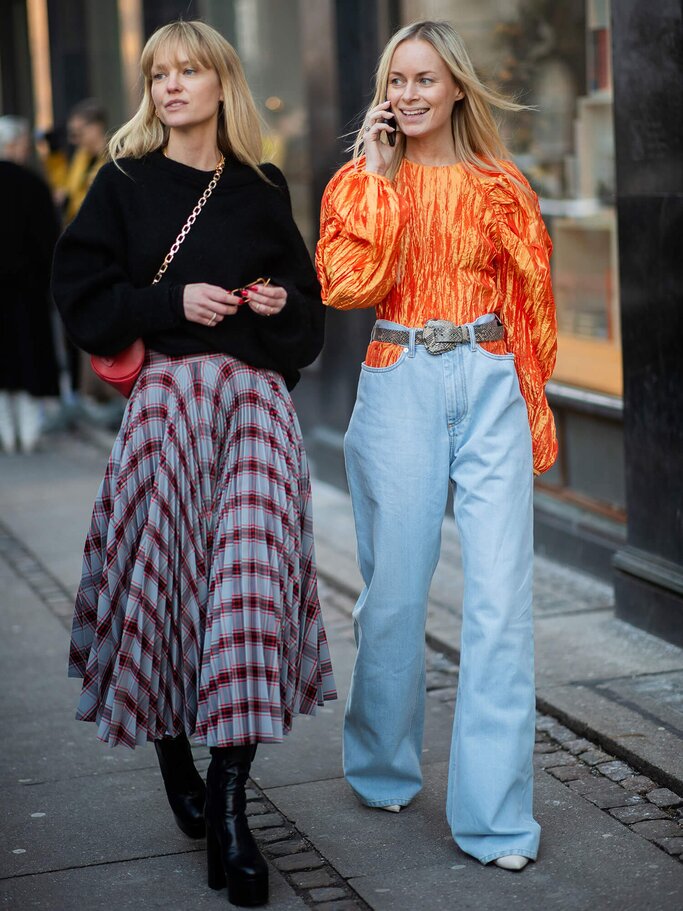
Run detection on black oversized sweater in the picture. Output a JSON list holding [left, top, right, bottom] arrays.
[[51, 151, 324, 389]]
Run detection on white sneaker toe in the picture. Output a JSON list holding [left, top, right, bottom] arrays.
[[494, 855, 529, 871]]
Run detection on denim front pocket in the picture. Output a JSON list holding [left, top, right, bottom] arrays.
[[360, 349, 409, 374], [475, 344, 515, 362]]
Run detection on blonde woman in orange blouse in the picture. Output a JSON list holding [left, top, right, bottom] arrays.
[[316, 20, 557, 871]]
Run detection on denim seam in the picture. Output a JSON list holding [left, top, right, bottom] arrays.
[[452, 346, 468, 427]]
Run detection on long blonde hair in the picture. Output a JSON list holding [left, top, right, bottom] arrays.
[[109, 20, 264, 175], [354, 20, 527, 183]]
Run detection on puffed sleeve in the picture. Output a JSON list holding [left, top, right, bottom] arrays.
[[486, 165, 558, 474], [315, 159, 410, 310]]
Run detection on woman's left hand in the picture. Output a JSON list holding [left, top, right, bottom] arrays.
[[246, 282, 287, 317]]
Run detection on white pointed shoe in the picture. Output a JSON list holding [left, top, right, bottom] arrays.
[[15, 392, 42, 453], [0, 392, 17, 453], [494, 855, 529, 871], [380, 804, 401, 813]]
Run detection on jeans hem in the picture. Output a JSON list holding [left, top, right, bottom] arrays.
[[361, 798, 412, 809]]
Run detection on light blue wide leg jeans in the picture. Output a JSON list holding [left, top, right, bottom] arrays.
[[343, 316, 540, 864]]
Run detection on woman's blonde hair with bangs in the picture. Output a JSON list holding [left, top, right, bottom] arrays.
[[354, 20, 528, 185], [109, 20, 264, 175]]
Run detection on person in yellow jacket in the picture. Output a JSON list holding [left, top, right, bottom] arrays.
[[62, 99, 108, 223]]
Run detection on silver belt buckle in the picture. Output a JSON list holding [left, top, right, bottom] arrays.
[[422, 319, 461, 355]]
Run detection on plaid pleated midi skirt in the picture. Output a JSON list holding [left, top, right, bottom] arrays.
[[68, 351, 336, 748]]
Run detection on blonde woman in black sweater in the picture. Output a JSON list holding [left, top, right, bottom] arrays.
[[52, 20, 335, 908]]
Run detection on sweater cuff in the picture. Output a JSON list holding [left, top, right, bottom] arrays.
[[130, 283, 185, 336], [170, 284, 186, 321]]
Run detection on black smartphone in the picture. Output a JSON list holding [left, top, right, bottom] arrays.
[[385, 97, 397, 147]]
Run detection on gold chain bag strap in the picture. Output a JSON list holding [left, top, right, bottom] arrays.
[[90, 154, 226, 397]]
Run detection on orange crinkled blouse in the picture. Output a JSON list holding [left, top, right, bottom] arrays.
[[315, 157, 558, 475]]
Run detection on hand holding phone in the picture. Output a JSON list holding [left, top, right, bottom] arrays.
[[364, 100, 398, 175], [385, 97, 397, 147]]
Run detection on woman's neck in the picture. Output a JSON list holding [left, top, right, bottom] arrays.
[[164, 124, 222, 171], [404, 132, 457, 167]]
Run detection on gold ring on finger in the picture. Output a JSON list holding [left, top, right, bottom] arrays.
[[208, 312, 217, 326]]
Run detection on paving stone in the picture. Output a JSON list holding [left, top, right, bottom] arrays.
[[426, 687, 457, 703], [568, 778, 644, 809], [596, 760, 635, 782], [308, 887, 349, 902], [547, 764, 594, 783], [653, 837, 683, 856], [533, 741, 561, 754], [254, 826, 295, 844], [579, 749, 614, 766], [563, 738, 595, 755], [609, 804, 670, 824], [646, 788, 683, 808], [274, 851, 326, 873], [249, 812, 285, 829], [630, 820, 683, 840], [247, 801, 272, 815], [425, 670, 457, 690], [548, 725, 578, 744], [620, 775, 657, 794], [537, 750, 577, 769], [535, 714, 556, 732], [291, 869, 336, 889], [266, 839, 307, 858], [314, 903, 361, 911]]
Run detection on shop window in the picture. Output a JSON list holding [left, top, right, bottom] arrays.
[[233, 0, 315, 249]]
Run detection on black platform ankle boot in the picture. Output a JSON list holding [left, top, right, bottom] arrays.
[[205, 745, 269, 907], [154, 734, 206, 839]]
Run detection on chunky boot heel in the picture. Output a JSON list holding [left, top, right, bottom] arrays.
[[206, 824, 227, 890], [205, 745, 269, 907], [228, 873, 269, 907], [154, 734, 206, 839]]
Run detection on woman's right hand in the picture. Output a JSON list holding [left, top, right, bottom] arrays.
[[183, 283, 242, 328], [363, 100, 397, 176]]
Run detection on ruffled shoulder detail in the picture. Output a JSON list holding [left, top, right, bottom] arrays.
[[483, 160, 532, 204], [481, 162, 552, 256]]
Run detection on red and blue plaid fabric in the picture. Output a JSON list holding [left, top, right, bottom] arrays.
[[68, 352, 336, 748]]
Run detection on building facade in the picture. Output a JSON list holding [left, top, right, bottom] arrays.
[[2, 0, 681, 644]]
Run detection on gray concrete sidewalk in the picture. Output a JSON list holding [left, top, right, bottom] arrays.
[[1, 433, 682, 910]]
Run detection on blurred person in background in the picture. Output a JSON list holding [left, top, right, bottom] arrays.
[[52, 20, 334, 907], [0, 116, 61, 453], [57, 100, 118, 406], [61, 98, 108, 223], [36, 125, 70, 205]]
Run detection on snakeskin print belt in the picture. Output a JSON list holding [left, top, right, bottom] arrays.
[[371, 318, 505, 355]]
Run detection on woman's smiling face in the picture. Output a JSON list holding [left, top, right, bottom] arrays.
[[387, 39, 464, 147]]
